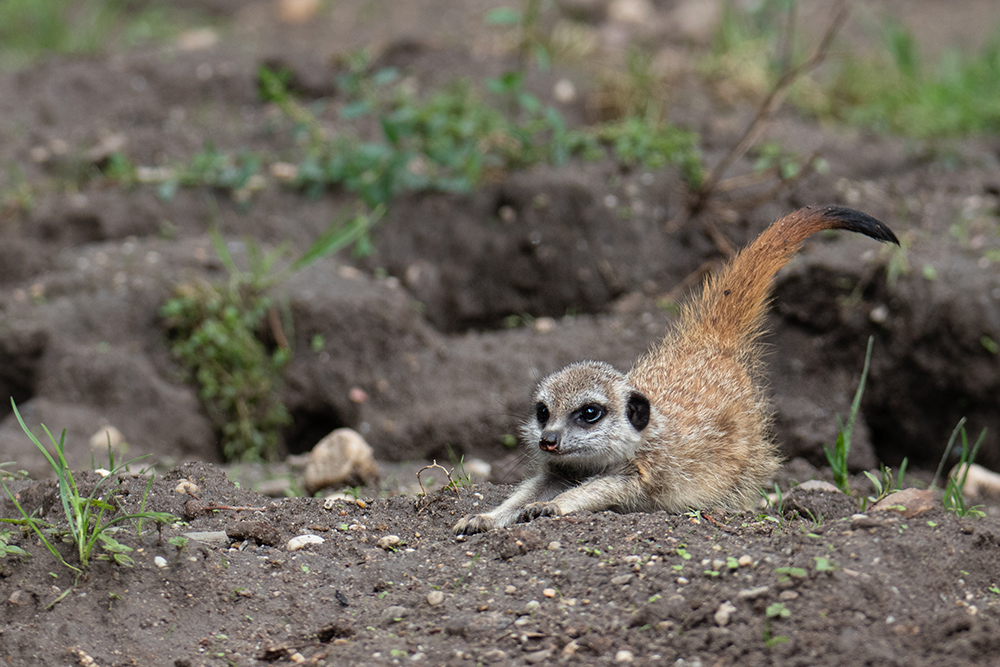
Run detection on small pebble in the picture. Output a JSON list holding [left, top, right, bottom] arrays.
[[525, 600, 541, 612], [377, 535, 402, 550], [611, 574, 633, 586], [715, 601, 737, 626], [676, 577, 689, 585], [615, 649, 635, 662], [738, 555, 753, 567], [547, 541, 561, 550], [543, 588, 557, 597], [738, 586, 770, 600], [381, 605, 409, 623], [779, 590, 800, 601], [154, 556, 168, 568], [504, 585, 516, 594], [174, 480, 199, 496], [525, 649, 553, 664], [286, 534, 324, 551], [482, 649, 507, 663], [426, 590, 445, 606]]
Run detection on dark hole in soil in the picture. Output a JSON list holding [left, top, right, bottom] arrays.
[[284, 407, 346, 454]]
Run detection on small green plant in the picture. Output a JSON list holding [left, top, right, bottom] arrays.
[[820, 20, 1000, 138], [774, 566, 808, 581], [860, 460, 907, 510], [162, 210, 377, 461], [814, 556, 836, 573], [0, 0, 188, 69], [824, 336, 874, 495], [0, 528, 28, 572], [766, 601, 792, 619], [933, 418, 987, 518], [1, 400, 176, 573], [168, 535, 190, 551]]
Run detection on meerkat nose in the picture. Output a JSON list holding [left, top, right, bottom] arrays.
[[539, 430, 561, 452]]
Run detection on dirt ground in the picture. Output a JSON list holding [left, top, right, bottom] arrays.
[[2, 0, 1000, 665]]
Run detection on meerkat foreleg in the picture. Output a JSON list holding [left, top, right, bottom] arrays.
[[453, 473, 555, 535], [519, 474, 646, 522]]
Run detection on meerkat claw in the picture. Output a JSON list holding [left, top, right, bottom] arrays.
[[453, 514, 495, 535], [520, 502, 561, 522]]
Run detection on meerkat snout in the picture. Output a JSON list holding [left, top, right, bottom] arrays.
[[539, 430, 560, 452]]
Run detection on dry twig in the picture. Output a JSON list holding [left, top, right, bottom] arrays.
[[670, 0, 851, 234]]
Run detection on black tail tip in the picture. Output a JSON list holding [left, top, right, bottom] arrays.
[[818, 205, 900, 245]]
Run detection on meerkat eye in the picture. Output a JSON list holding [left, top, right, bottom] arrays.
[[535, 402, 550, 425], [576, 403, 605, 425]]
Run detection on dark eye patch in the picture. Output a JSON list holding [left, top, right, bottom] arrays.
[[535, 402, 550, 425]]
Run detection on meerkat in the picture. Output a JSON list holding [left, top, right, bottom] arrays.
[[454, 205, 898, 535]]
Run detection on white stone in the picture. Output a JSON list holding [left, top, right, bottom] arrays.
[[286, 534, 325, 551], [377, 535, 402, 550], [715, 600, 737, 626]]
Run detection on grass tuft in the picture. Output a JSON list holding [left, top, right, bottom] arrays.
[[1, 399, 176, 573], [824, 336, 874, 495]]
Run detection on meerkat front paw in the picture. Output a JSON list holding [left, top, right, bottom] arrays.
[[519, 502, 562, 522], [453, 514, 496, 535]]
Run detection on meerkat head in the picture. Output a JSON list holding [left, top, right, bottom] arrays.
[[522, 361, 651, 470]]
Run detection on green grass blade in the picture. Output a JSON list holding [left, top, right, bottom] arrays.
[[932, 417, 966, 490]]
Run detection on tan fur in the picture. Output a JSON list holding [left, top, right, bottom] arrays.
[[455, 206, 898, 534]]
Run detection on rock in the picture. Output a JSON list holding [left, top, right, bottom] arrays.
[[174, 480, 200, 496], [182, 531, 229, 547], [953, 463, 1000, 498], [610, 574, 633, 586], [525, 649, 553, 664], [304, 428, 380, 495], [608, 0, 653, 24], [543, 588, 557, 597], [850, 514, 882, 529], [737, 586, 770, 600], [714, 601, 736, 626], [377, 535, 402, 551], [154, 556, 168, 568], [870, 488, 936, 517], [175, 28, 218, 51], [426, 590, 445, 606], [462, 458, 492, 479], [547, 541, 561, 550], [278, 0, 321, 24], [615, 649, 635, 662], [89, 425, 126, 453], [381, 605, 410, 624], [286, 534, 325, 551], [481, 649, 506, 663], [797, 480, 841, 493]]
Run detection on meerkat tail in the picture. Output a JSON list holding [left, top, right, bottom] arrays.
[[682, 205, 899, 348]]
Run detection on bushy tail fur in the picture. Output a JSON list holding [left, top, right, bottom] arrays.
[[683, 205, 898, 348]]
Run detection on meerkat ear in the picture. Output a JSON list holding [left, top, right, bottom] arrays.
[[626, 392, 650, 431]]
